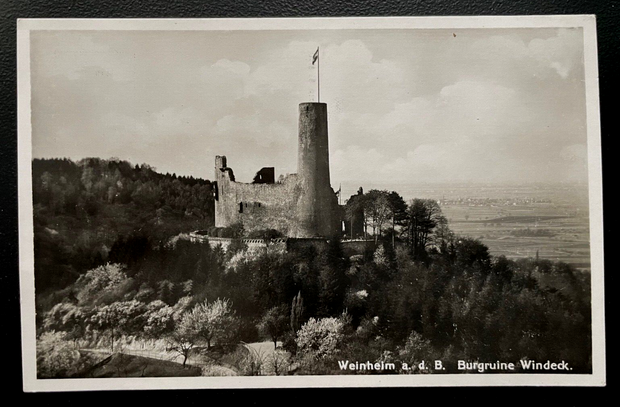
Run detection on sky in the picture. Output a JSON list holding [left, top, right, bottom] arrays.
[[30, 27, 589, 192]]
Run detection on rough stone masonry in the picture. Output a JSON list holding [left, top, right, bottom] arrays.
[[213, 102, 341, 238]]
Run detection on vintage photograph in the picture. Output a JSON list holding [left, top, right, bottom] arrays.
[[17, 17, 605, 390]]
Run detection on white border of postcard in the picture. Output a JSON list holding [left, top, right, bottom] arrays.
[[17, 15, 605, 391]]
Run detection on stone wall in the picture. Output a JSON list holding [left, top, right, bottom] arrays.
[[182, 232, 373, 257], [214, 167, 307, 237]]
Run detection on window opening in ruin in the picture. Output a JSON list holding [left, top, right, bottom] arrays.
[[239, 202, 243, 213]]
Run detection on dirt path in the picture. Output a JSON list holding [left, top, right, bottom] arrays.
[[244, 340, 279, 357]]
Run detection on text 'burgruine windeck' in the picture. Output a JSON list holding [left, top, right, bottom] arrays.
[[213, 102, 341, 238]]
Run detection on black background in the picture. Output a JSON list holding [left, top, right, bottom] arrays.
[[1, 0, 615, 403]]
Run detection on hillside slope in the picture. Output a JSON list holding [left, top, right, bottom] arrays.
[[32, 158, 215, 294]]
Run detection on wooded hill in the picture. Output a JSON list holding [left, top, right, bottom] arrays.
[[32, 158, 215, 294], [33, 159, 593, 377]]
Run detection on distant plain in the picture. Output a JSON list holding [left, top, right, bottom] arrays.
[[343, 182, 591, 270]]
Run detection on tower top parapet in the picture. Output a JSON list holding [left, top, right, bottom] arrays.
[[215, 155, 227, 169]]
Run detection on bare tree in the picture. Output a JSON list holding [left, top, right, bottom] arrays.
[[166, 328, 195, 368]]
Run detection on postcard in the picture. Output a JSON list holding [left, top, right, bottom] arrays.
[[17, 16, 605, 391]]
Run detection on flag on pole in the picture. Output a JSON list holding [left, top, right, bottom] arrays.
[[313, 47, 320, 103], [312, 47, 319, 65]]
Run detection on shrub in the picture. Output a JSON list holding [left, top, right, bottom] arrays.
[[143, 301, 175, 338], [246, 228, 284, 240], [74, 263, 131, 306], [230, 346, 267, 376], [397, 331, 436, 372], [295, 317, 345, 359], [37, 331, 94, 378], [269, 349, 291, 375]]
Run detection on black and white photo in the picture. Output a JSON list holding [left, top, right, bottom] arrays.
[[17, 16, 605, 390]]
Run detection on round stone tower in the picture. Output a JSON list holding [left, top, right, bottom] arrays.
[[296, 102, 339, 238]]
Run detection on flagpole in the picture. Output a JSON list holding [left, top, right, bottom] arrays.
[[317, 46, 320, 103]]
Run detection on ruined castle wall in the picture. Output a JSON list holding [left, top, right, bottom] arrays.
[[215, 170, 309, 237], [213, 102, 341, 239]]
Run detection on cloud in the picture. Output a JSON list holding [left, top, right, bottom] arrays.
[[332, 139, 575, 185], [320, 40, 410, 113], [331, 79, 531, 158], [527, 29, 583, 79], [330, 73, 588, 185], [467, 28, 583, 82]]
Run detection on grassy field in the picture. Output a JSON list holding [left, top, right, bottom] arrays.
[[442, 203, 591, 270]]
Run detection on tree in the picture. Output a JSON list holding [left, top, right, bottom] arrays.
[[90, 304, 123, 352], [316, 238, 349, 317], [349, 189, 407, 243], [406, 199, 444, 260], [387, 191, 408, 247], [143, 300, 175, 338], [363, 190, 393, 242], [452, 237, 491, 271], [89, 300, 146, 351], [290, 291, 304, 334], [257, 305, 289, 349], [31, 157, 217, 302], [344, 201, 359, 239], [431, 215, 454, 255], [295, 317, 345, 359], [398, 331, 436, 372], [269, 349, 291, 376], [74, 263, 130, 306], [344, 188, 365, 239], [43, 303, 87, 347], [166, 323, 197, 369], [178, 298, 238, 350]]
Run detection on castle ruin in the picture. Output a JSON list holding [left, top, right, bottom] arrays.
[[213, 102, 341, 238]]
